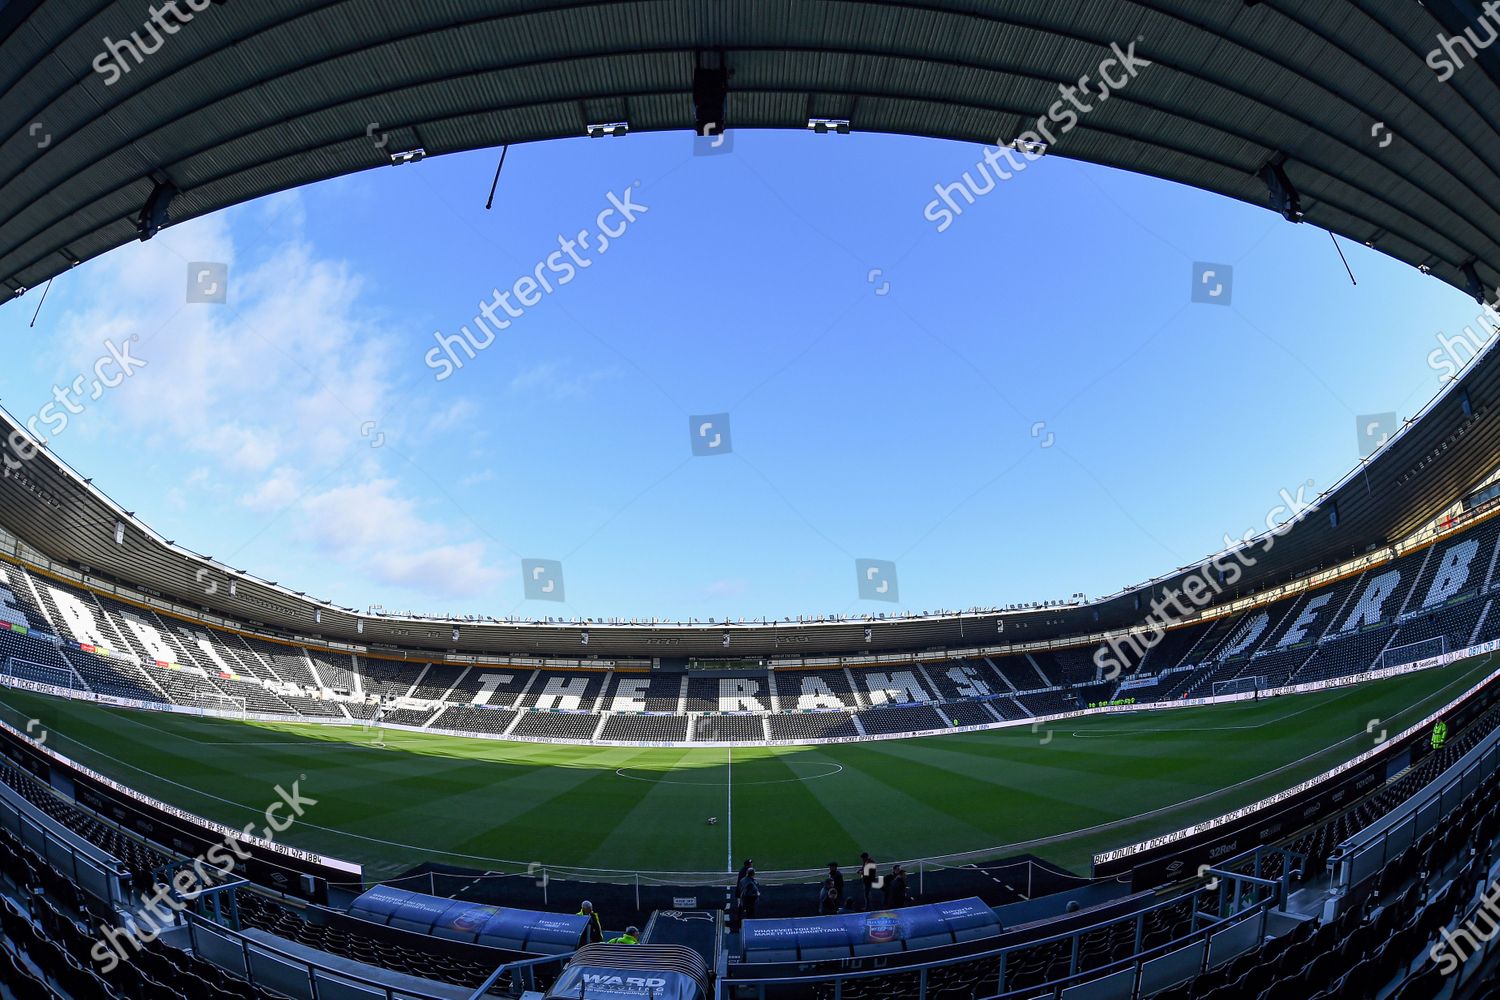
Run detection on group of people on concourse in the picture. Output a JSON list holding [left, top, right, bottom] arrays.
[[731, 852, 911, 927], [579, 852, 916, 942]]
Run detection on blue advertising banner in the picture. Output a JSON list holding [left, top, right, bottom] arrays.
[[741, 897, 997, 956], [350, 884, 588, 952]]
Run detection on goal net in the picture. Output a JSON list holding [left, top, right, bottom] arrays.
[[1, 656, 81, 692], [1212, 675, 1266, 697], [1376, 635, 1446, 670], [193, 691, 247, 719], [363, 699, 391, 748]]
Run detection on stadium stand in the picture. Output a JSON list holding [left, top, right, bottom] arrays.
[[380, 707, 440, 728], [856, 703, 946, 735], [985, 696, 1033, 721], [995, 652, 1056, 690], [765, 712, 860, 741], [685, 673, 771, 713], [3, 578, 1500, 999], [515, 670, 605, 711], [1, 2, 1498, 993], [307, 650, 358, 693], [936, 700, 1001, 727], [600, 672, 682, 712], [510, 711, 602, 740], [1014, 689, 1079, 717], [353, 655, 421, 702], [428, 705, 518, 736], [0, 509, 1498, 748], [920, 660, 998, 701], [692, 715, 765, 742], [236, 893, 503, 989], [404, 663, 469, 706], [772, 670, 860, 711], [1134, 618, 1216, 676], [1044, 647, 1100, 686], [598, 714, 690, 742], [0, 760, 167, 892], [445, 664, 536, 706]]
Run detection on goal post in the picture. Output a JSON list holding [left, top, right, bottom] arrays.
[[363, 698, 391, 748], [193, 691, 247, 719], [1377, 635, 1446, 670], [0, 656, 82, 692], [1212, 675, 1266, 697]]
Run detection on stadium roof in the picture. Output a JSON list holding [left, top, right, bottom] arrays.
[[1, 0, 1499, 659], [2, 1, 1497, 301]]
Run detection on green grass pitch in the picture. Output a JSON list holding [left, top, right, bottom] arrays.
[[0, 655, 1489, 884]]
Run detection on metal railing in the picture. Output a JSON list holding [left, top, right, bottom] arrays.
[[1330, 718, 1500, 897], [0, 775, 128, 909], [186, 911, 487, 1000], [465, 953, 572, 999], [718, 879, 1279, 1000]]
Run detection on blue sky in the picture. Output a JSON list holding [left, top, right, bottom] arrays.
[[0, 129, 1492, 622]]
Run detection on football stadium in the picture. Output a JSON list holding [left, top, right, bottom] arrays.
[[3, 2, 1500, 999]]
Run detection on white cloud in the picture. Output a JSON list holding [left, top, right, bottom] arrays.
[[425, 398, 479, 434], [242, 468, 303, 513], [460, 469, 497, 487], [509, 361, 619, 399], [296, 479, 504, 598], [31, 194, 507, 609], [704, 578, 748, 599]]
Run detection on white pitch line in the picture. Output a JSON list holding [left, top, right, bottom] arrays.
[[726, 746, 733, 875], [613, 761, 843, 786], [1066, 696, 1331, 738]]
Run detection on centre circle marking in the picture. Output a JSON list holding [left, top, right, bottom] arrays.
[[613, 761, 844, 785]]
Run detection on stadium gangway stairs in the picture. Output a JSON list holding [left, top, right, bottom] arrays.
[[0, 775, 129, 910], [1204, 844, 1306, 914], [1329, 719, 1500, 905], [716, 881, 1282, 1000]]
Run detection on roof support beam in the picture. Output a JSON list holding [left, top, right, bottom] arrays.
[[693, 52, 730, 137], [1257, 155, 1304, 223], [135, 176, 178, 242]]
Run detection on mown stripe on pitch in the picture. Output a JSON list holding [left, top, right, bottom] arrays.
[[836, 740, 1122, 835], [707, 749, 865, 872], [846, 737, 1161, 824], [778, 747, 1002, 865], [572, 750, 732, 872], [440, 746, 701, 868]]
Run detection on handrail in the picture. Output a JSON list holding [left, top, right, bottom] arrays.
[[1330, 715, 1500, 896], [0, 773, 129, 910], [186, 910, 486, 1000], [718, 890, 1278, 1000], [465, 952, 573, 1000]]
